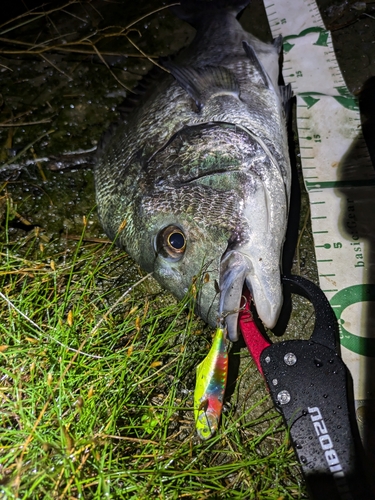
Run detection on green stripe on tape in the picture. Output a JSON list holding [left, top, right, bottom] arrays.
[[330, 285, 375, 357]]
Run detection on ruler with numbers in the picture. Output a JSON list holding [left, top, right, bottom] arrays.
[[262, 0, 375, 421]]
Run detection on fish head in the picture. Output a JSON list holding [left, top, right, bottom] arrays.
[[132, 202, 230, 327], [106, 123, 289, 340], [113, 125, 236, 327]]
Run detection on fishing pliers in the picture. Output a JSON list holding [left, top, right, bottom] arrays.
[[239, 274, 375, 500]]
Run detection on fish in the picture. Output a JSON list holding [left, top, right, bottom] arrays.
[[194, 325, 228, 439], [94, 0, 292, 342]]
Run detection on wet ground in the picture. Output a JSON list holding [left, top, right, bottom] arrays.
[[1, 0, 374, 254], [1, 0, 374, 261], [1, 0, 375, 494]]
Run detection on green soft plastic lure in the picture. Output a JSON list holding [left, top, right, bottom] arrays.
[[194, 326, 229, 439]]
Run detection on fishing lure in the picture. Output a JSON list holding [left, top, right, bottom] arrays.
[[194, 325, 228, 439]]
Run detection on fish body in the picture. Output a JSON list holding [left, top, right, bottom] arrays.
[[194, 326, 228, 439], [95, 0, 291, 341]]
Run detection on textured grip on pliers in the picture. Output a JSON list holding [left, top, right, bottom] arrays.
[[261, 340, 372, 500]]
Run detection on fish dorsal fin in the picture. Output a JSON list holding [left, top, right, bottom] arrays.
[[97, 66, 167, 155], [117, 65, 165, 119], [170, 0, 250, 29], [242, 40, 271, 89], [164, 62, 239, 111]]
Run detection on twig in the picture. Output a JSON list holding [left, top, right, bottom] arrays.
[[0, 37, 160, 58], [0, 48, 160, 58], [0, 2, 180, 65], [39, 53, 72, 80], [0, 1, 79, 35], [125, 3, 180, 31], [91, 43, 133, 92], [0, 129, 54, 172], [0, 108, 36, 124], [60, 8, 87, 24], [0, 145, 97, 173], [0, 62, 12, 71], [28, 31, 78, 51], [46, 12, 61, 38], [0, 13, 47, 36], [126, 35, 168, 72], [0, 158, 49, 172], [0, 119, 52, 127]]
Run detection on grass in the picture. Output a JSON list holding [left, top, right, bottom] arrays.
[[0, 190, 306, 499], [0, 2, 309, 498]]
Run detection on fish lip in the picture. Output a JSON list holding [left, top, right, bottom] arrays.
[[220, 250, 283, 342], [219, 251, 250, 342]]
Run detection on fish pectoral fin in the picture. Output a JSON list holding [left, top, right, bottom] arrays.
[[164, 62, 239, 111], [279, 83, 293, 118], [273, 34, 283, 54], [242, 40, 271, 89]]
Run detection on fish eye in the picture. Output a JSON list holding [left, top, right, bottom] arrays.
[[156, 225, 186, 259]]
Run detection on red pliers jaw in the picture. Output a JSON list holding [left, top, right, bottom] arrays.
[[238, 286, 270, 374], [239, 275, 375, 500]]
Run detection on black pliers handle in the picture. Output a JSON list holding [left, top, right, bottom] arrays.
[[240, 274, 374, 500]]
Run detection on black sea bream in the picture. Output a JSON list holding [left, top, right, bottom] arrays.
[[94, 0, 291, 341]]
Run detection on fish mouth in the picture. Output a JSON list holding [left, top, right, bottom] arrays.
[[219, 249, 283, 342]]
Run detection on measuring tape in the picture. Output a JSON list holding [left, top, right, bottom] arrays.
[[262, 0, 375, 416]]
